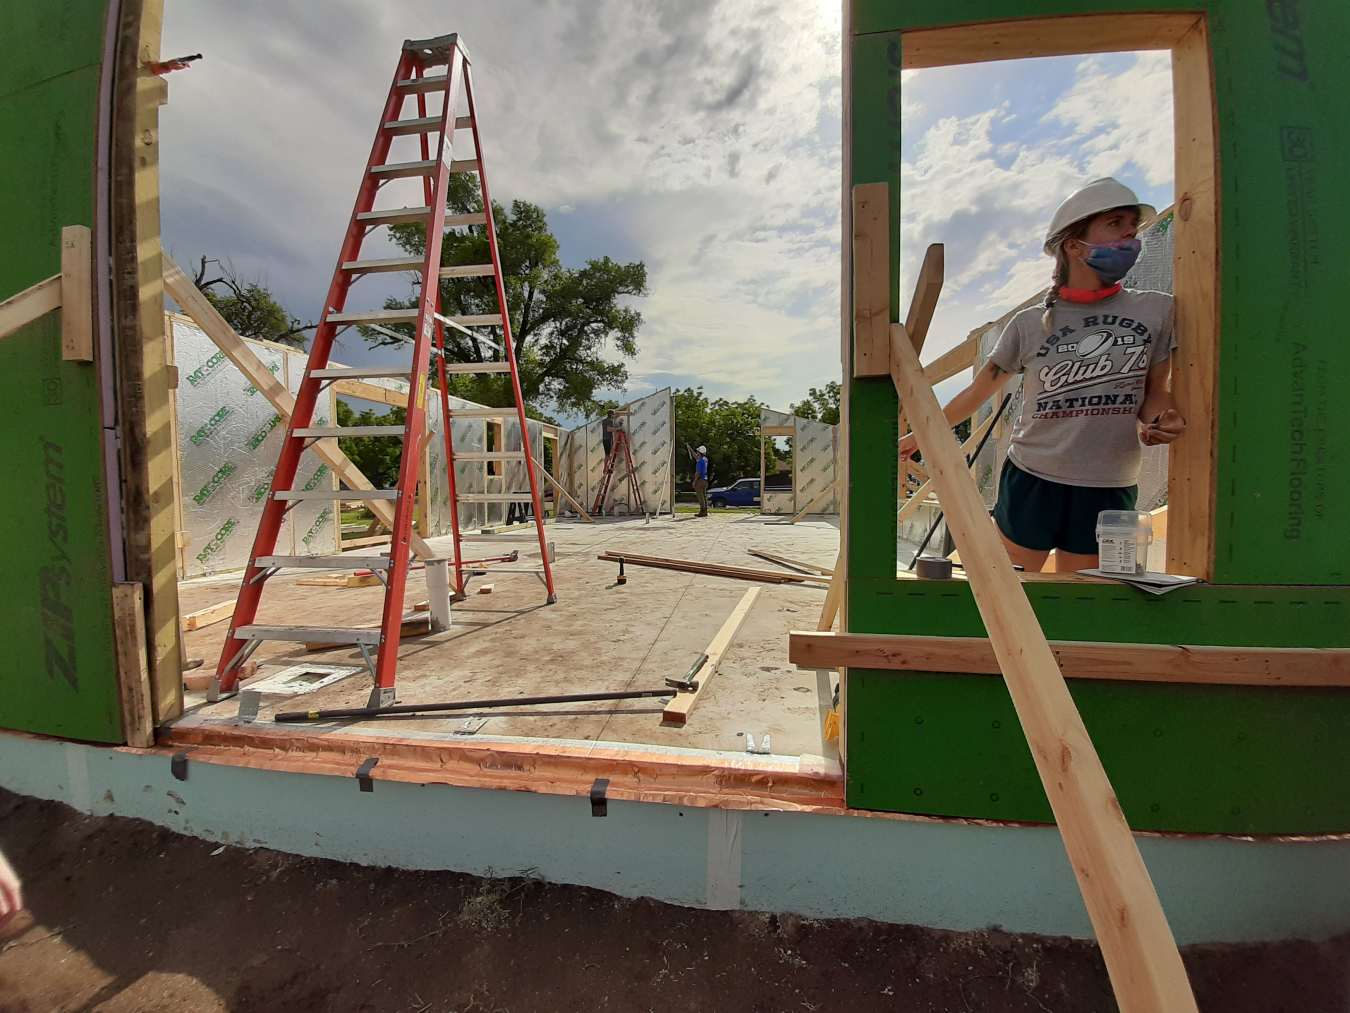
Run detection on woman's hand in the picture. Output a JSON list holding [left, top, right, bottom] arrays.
[[1139, 408, 1185, 446], [898, 432, 919, 460], [0, 848, 23, 931]]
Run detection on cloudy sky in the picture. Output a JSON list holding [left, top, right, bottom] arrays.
[[159, 1, 1174, 424]]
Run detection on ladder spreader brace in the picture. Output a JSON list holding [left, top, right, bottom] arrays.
[[210, 33, 557, 708]]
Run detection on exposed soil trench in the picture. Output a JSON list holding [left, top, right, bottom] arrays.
[[1, 791, 1346, 1012]]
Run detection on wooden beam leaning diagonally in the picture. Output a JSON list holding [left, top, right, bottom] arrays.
[[783, 477, 841, 525], [161, 252, 436, 560], [889, 319, 1198, 1013], [788, 631, 1350, 689], [0, 274, 61, 342], [530, 457, 595, 522], [662, 587, 761, 726]]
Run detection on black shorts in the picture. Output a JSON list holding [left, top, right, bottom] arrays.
[[993, 457, 1137, 556]]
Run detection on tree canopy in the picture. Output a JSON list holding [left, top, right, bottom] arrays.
[[370, 175, 647, 418], [788, 381, 841, 426], [190, 257, 314, 349], [335, 400, 404, 488]]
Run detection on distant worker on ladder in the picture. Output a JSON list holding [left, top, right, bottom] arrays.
[[693, 445, 710, 517], [591, 410, 644, 516], [602, 409, 621, 460]]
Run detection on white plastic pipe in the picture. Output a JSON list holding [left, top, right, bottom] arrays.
[[425, 558, 452, 633]]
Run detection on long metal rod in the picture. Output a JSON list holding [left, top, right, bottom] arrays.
[[275, 688, 674, 722], [908, 392, 1012, 569]]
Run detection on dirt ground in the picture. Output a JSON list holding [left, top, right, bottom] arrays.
[[2, 791, 1348, 1013], [176, 513, 841, 757]]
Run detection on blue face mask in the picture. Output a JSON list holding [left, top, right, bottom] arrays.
[[1079, 238, 1141, 284]]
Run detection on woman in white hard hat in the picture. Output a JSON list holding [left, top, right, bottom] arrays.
[[898, 177, 1186, 573]]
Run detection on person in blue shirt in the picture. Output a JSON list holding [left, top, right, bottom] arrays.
[[693, 445, 709, 517]]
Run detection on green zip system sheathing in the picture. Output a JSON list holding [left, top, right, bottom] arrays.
[[846, 1, 1350, 832], [0, 1, 121, 742]]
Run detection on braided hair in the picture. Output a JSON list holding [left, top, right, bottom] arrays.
[[1041, 217, 1093, 335]]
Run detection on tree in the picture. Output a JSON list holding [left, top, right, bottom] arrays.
[[672, 387, 775, 487], [190, 257, 315, 349], [335, 400, 404, 488], [367, 175, 648, 417], [787, 381, 841, 425]]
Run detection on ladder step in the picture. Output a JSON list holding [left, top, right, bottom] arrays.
[[234, 625, 383, 645], [293, 426, 406, 438], [458, 493, 537, 503], [447, 407, 514, 419], [310, 365, 413, 379], [451, 158, 479, 173], [357, 206, 430, 226], [396, 73, 448, 93], [383, 114, 472, 136], [326, 308, 418, 325], [441, 361, 511, 374], [370, 159, 437, 179], [274, 489, 397, 500], [439, 264, 496, 278], [342, 255, 424, 274], [454, 451, 527, 462], [255, 555, 394, 570]]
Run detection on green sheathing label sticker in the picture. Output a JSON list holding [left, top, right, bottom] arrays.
[[0, 2, 120, 743]]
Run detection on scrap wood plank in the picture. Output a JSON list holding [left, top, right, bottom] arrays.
[[746, 548, 833, 576], [889, 316, 1198, 1013], [162, 251, 436, 560], [789, 632, 1350, 688], [663, 587, 761, 726], [111, 583, 154, 748], [181, 599, 235, 632], [597, 552, 828, 586]]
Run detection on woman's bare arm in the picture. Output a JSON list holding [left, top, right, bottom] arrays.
[[1138, 357, 1185, 446]]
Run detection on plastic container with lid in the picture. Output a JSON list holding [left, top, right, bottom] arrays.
[[1096, 510, 1153, 575]]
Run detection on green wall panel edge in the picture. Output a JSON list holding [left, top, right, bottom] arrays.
[[845, 0, 1350, 830], [0, 2, 122, 743]]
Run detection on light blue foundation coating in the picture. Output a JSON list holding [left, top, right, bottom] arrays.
[[3, 733, 1347, 944]]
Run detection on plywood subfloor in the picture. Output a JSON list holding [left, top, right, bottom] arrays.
[[176, 513, 841, 757]]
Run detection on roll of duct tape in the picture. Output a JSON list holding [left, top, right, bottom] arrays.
[[914, 556, 953, 580]]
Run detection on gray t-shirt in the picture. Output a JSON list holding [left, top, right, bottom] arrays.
[[989, 288, 1176, 488]]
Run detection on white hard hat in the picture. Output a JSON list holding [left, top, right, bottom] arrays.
[[1043, 178, 1155, 253], [696, 445, 707, 454]]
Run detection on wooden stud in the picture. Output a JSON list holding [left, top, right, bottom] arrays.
[[901, 13, 1202, 69], [745, 549, 833, 576], [597, 552, 829, 586], [111, 583, 154, 748], [890, 317, 1198, 1013], [162, 252, 436, 559], [815, 550, 844, 632], [181, 599, 235, 632], [922, 335, 978, 387], [332, 378, 409, 408], [1168, 16, 1219, 581], [759, 425, 795, 437], [0, 274, 61, 342], [790, 631, 1350, 689], [60, 225, 94, 361], [662, 588, 760, 726], [851, 183, 890, 377]]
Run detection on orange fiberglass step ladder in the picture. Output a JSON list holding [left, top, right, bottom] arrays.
[[590, 424, 644, 516], [210, 34, 556, 708]]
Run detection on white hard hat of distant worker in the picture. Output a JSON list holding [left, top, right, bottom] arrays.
[[696, 445, 707, 454], [1043, 178, 1156, 254]]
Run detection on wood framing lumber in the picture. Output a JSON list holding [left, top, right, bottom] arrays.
[[530, 456, 594, 521], [181, 599, 235, 632], [746, 549, 833, 576], [922, 335, 978, 387], [61, 226, 94, 361], [597, 552, 829, 586], [1167, 17, 1219, 581], [0, 274, 61, 342], [904, 244, 944, 353], [889, 317, 1198, 1013], [663, 588, 760, 725], [897, 411, 996, 527], [789, 632, 1350, 689], [111, 583, 155, 748], [333, 378, 409, 408], [815, 550, 844, 632], [851, 183, 890, 377], [905, 459, 929, 483], [760, 425, 795, 437], [901, 13, 1202, 69], [341, 534, 393, 549], [782, 478, 841, 524], [478, 583, 494, 595], [162, 252, 436, 559]]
